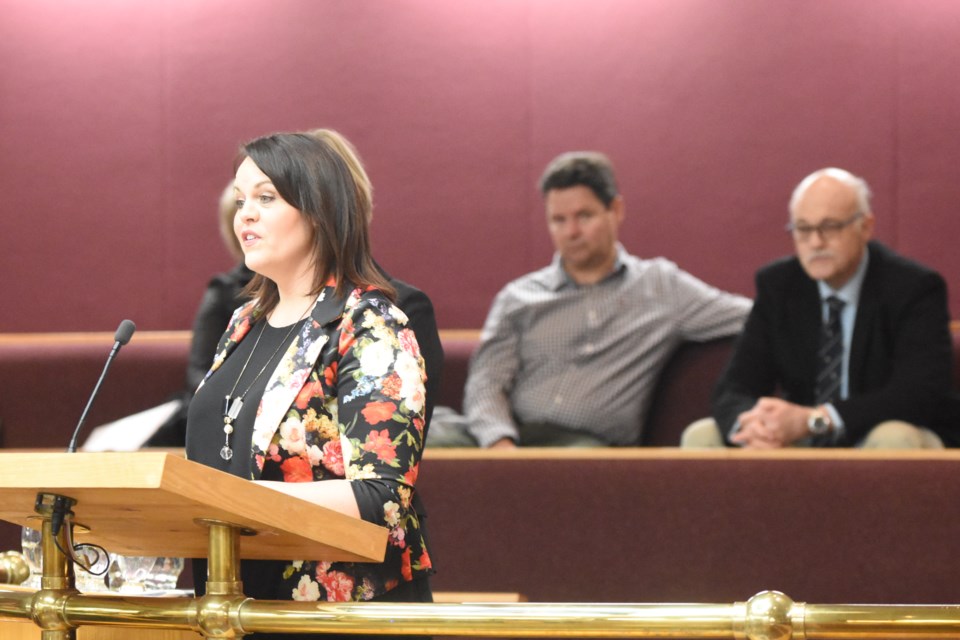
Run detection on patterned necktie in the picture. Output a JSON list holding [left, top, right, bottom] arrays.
[[815, 295, 846, 405]]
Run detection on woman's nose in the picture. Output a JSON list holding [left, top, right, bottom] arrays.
[[237, 200, 257, 221]]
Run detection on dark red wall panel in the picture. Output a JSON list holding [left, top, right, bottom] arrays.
[[1, 0, 959, 332]]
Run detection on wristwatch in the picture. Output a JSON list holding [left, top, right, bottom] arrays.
[[807, 408, 832, 436]]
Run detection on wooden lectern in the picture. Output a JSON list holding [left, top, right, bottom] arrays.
[[0, 451, 389, 638]]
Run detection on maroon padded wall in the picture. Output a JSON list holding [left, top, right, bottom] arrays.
[[417, 454, 960, 604], [1, 0, 959, 332]]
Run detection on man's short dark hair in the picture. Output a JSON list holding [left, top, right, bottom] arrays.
[[538, 151, 619, 207]]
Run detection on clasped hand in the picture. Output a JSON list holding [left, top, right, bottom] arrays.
[[730, 397, 810, 449]]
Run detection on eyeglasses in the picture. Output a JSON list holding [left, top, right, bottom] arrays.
[[785, 212, 864, 241]]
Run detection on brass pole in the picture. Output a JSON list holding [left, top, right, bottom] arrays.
[[59, 593, 197, 629], [238, 600, 740, 637], [195, 520, 250, 637], [38, 512, 74, 592], [3, 587, 960, 638], [803, 603, 960, 639], [32, 513, 77, 640], [202, 520, 243, 596]]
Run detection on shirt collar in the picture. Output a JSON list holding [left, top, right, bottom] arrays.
[[816, 245, 870, 308], [548, 243, 629, 291]]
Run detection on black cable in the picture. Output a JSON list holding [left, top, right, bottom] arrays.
[[50, 513, 110, 577]]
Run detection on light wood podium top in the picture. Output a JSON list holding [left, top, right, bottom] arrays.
[[0, 452, 387, 562]]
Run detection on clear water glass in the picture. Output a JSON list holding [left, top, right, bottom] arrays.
[[19, 527, 42, 588], [114, 554, 155, 593], [73, 545, 111, 593], [20, 527, 113, 592], [112, 555, 183, 593], [19, 529, 183, 594], [143, 556, 185, 592]]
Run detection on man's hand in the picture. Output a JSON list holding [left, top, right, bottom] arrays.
[[489, 437, 518, 449], [730, 405, 779, 448], [730, 397, 812, 448]]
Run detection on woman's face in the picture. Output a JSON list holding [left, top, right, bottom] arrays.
[[233, 157, 315, 288]]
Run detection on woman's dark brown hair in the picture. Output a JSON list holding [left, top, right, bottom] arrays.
[[236, 132, 394, 313]]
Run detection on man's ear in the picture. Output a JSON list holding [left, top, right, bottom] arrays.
[[610, 195, 625, 225], [860, 211, 876, 240]]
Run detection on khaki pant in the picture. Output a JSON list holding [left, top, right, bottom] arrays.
[[680, 417, 944, 449]]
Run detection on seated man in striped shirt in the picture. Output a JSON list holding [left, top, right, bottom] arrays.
[[461, 151, 752, 448]]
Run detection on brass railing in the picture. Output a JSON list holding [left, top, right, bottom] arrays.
[[2, 549, 960, 639], [3, 510, 958, 638]]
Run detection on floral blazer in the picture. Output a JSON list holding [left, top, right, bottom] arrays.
[[197, 283, 432, 601]]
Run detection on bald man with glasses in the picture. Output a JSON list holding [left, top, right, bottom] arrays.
[[683, 167, 957, 448]]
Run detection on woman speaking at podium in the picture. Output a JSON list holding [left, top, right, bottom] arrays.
[[185, 132, 433, 638]]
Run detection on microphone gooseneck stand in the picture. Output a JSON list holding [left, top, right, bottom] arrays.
[[38, 320, 136, 575]]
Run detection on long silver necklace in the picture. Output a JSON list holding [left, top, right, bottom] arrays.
[[219, 303, 313, 461]]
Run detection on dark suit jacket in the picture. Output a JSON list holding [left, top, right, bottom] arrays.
[[713, 241, 955, 446]]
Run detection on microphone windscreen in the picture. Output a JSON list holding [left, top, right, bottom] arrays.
[[114, 319, 137, 345]]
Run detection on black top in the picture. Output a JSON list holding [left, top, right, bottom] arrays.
[[145, 263, 253, 447], [186, 317, 305, 477], [185, 316, 315, 607]]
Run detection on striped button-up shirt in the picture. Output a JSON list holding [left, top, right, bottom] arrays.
[[465, 246, 752, 446]]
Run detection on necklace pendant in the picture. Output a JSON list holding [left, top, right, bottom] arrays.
[[226, 397, 244, 421], [220, 445, 233, 461]]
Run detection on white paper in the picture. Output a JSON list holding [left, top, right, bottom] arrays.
[[81, 400, 182, 452]]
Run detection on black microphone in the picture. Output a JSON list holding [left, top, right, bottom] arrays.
[[50, 320, 136, 537], [66, 319, 136, 453]]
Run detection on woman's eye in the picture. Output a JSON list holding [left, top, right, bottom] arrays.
[[259, 193, 275, 204], [234, 199, 245, 210]]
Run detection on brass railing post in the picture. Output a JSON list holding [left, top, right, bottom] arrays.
[[30, 498, 78, 640], [202, 520, 243, 597], [195, 519, 251, 638]]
